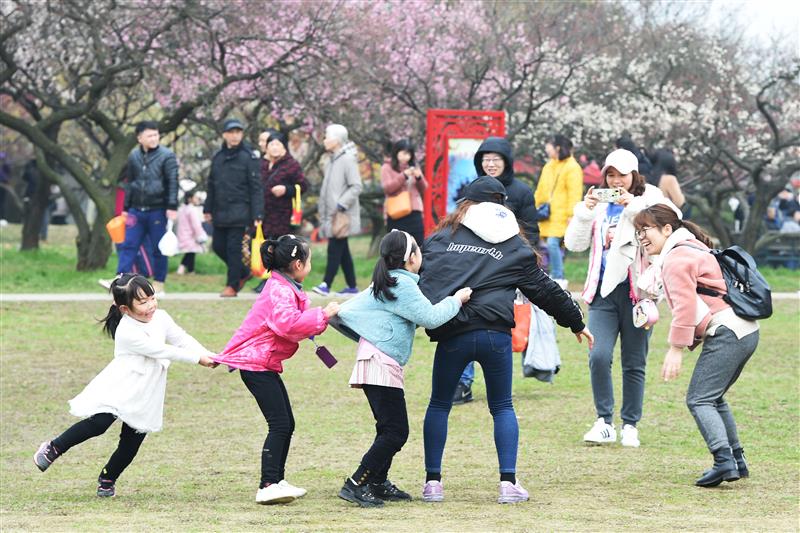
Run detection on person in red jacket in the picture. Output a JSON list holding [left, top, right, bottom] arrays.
[[634, 204, 759, 487]]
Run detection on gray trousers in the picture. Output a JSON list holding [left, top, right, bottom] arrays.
[[587, 282, 651, 426], [686, 326, 758, 453]]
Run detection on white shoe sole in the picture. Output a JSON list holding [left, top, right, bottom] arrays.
[[498, 495, 529, 504], [256, 495, 296, 505], [621, 440, 640, 448], [583, 437, 616, 444]]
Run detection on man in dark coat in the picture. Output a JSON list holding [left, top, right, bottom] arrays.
[[204, 119, 264, 297]]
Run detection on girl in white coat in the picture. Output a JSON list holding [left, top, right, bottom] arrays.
[[33, 274, 217, 497], [565, 148, 668, 447]]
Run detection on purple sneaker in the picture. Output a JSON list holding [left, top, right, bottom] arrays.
[[312, 283, 330, 296], [335, 286, 359, 296], [422, 480, 444, 502], [33, 441, 61, 472], [498, 480, 529, 504]]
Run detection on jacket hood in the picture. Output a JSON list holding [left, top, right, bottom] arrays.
[[461, 202, 520, 244], [473, 137, 515, 186]]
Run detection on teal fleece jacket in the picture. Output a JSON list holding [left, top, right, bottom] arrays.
[[338, 269, 461, 365]]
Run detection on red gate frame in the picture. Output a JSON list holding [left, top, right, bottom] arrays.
[[423, 109, 506, 235]]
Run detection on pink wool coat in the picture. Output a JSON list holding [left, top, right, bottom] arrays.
[[213, 273, 328, 372], [176, 204, 207, 253]]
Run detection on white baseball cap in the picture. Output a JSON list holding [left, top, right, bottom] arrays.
[[601, 149, 638, 177]]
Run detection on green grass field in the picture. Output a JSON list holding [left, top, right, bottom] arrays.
[[1, 223, 798, 294]]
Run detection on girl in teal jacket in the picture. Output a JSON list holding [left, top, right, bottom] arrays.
[[336, 230, 471, 507]]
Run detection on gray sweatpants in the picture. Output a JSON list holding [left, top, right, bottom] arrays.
[[686, 326, 758, 453], [587, 281, 651, 426]]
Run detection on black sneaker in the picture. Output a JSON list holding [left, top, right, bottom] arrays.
[[33, 441, 61, 472], [452, 383, 473, 405], [97, 477, 116, 498], [338, 478, 384, 507], [371, 480, 412, 501]]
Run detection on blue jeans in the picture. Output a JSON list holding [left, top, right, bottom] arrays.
[[546, 236, 564, 279], [117, 208, 168, 282], [459, 361, 475, 387], [424, 330, 518, 474]]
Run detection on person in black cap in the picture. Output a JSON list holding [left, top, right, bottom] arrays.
[[417, 176, 592, 504], [204, 119, 264, 297]]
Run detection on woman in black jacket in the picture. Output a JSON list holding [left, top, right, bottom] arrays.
[[418, 176, 593, 504]]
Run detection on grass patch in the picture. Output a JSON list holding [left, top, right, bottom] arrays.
[[1, 297, 798, 531], [2, 224, 798, 293]]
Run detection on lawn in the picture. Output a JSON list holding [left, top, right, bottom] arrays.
[[1, 224, 798, 294], [1, 295, 798, 531]]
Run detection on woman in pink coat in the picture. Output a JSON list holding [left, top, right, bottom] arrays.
[[214, 235, 340, 505], [176, 189, 208, 275]]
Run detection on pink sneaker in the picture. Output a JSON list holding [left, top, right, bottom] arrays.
[[422, 480, 444, 502], [498, 480, 529, 504]]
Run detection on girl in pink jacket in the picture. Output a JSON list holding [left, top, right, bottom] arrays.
[[634, 204, 759, 488], [176, 189, 208, 275], [213, 235, 340, 505]]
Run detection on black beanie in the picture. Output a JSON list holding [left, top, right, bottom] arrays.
[[267, 131, 289, 150]]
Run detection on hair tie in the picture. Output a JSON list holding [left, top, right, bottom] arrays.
[[291, 245, 297, 257], [391, 229, 413, 262]]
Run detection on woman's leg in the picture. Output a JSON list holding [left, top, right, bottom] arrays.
[[423, 332, 474, 477], [618, 296, 651, 427], [474, 331, 517, 475], [240, 370, 294, 487], [586, 293, 621, 424], [52, 413, 117, 453], [323, 238, 346, 286], [100, 422, 147, 481], [546, 236, 564, 279], [340, 238, 357, 288]]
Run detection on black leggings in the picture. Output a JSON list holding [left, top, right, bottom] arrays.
[[180, 252, 196, 272], [52, 413, 147, 481], [323, 237, 357, 288], [240, 370, 295, 486], [359, 385, 409, 484]]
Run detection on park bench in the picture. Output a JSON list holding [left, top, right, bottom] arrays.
[[754, 232, 800, 269]]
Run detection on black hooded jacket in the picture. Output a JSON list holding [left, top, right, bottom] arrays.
[[204, 141, 263, 227], [473, 137, 539, 244], [419, 203, 585, 342]]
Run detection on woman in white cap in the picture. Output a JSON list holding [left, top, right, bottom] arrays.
[[565, 148, 671, 448]]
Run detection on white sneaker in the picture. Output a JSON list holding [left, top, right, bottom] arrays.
[[98, 278, 113, 290], [176, 264, 186, 275], [583, 417, 616, 444], [255, 483, 297, 505], [278, 479, 307, 498], [620, 424, 640, 447]]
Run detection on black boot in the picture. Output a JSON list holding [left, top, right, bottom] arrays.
[[695, 447, 740, 487], [732, 448, 749, 478]]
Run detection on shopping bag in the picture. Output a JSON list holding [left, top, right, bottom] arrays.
[[331, 211, 350, 238], [385, 190, 412, 220], [106, 215, 126, 243], [511, 292, 532, 353], [290, 184, 303, 228], [522, 304, 561, 383], [250, 222, 270, 279], [157, 220, 180, 256]]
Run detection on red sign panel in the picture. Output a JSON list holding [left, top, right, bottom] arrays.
[[423, 109, 506, 234]]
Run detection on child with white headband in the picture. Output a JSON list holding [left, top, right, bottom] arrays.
[[334, 230, 472, 507]]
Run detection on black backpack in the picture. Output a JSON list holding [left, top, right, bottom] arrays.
[[680, 244, 773, 320]]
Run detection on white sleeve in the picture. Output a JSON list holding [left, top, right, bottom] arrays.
[[162, 312, 214, 357], [116, 314, 201, 364]]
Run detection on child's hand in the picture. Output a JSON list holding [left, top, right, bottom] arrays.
[[454, 287, 472, 304], [323, 302, 340, 318], [199, 355, 219, 368]]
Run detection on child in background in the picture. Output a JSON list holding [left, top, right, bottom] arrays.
[[336, 230, 472, 507], [34, 274, 217, 497], [176, 188, 208, 275], [213, 235, 340, 505], [634, 204, 759, 487]]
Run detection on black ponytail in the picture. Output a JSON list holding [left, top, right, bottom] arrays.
[[371, 230, 418, 302], [261, 234, 310, 273], [100, 273, 155, 338]]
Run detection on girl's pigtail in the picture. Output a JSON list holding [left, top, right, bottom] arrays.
[[261, 239, 278, 272], [101, 304, 123, 339], [683, 220, 714, 248], [370, 256, 399, 302]]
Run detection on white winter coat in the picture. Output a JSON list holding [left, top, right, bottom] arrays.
[[68, 310, 214, 433], [564, 184, 666, 303]]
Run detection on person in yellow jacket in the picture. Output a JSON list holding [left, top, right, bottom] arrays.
[[534, 134, 584, 285]]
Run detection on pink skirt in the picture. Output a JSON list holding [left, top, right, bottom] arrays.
[[349, 338, 405, 390]]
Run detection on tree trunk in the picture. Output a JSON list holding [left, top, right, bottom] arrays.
[[20, 165, 49, 250], [75, 214, 112, 271], [739, 186, 770, 252]]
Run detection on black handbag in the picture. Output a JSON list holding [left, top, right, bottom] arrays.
[[535, 170, 562, 221]]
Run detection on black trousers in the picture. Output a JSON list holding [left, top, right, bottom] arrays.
[[323, 237, 357, 288], [240, 370, 295, 486], [386, 210, 425, 252], [211, 225, 247, 289], [359, 385, 409, 484], [52, 413, 147, 481], [180, 252, 196, 272]]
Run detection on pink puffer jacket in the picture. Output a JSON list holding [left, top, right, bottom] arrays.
[[213, 273, 328, 372]]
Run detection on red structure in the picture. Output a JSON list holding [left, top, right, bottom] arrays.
[[423, 109, 505, 234]]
